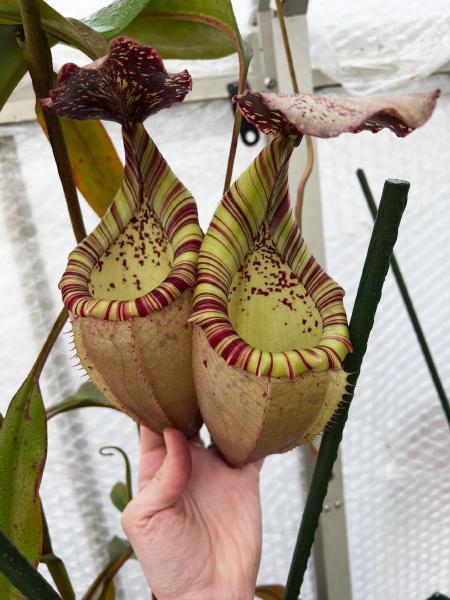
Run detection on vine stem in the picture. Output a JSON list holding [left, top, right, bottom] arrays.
[[223, 108, 243, 193], [18, 0, 86, 243], [274, 0, 314, 228], [32, 308, 68, 380], [284, 179, 410, 599], [82, 546, 134, 600], [41, 501, 76, 600]]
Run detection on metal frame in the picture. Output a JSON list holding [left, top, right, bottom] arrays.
[[257, 2, 353, 599]]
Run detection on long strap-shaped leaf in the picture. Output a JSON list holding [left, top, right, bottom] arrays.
[[0, 374, 47, 599], [284, 179, 410, 600], [0, 530, 61, 600]]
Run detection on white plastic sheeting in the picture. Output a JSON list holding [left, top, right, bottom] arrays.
[[308, 0, 450, 94], [48, 0, 450, 95]]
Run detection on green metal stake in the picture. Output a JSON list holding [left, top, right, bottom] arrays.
[[284, 179, 410, 600], [0, 529, 62, 599], [357, 169, 450, 430]]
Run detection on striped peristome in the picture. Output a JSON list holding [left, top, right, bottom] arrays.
[[60, 124, 202, 320], [191, 136, 352, 381]]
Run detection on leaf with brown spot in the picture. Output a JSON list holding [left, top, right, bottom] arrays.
[[0, 373, 47, 599]]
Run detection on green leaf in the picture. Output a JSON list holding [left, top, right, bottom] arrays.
[[0, 531, 61, 600], [40, 555, 74, 600], [36, 106, 123, 217], [255, 585, 286, 600], [46, 381, 115, 420], [0, 0, 107, 59], [86, 0, 251, 65], [110, 482, 129, 512], [0, 373, 47, 599], [84, 0, 149, 38], [107, 536, 131, 562], [0, 25, 27, 112]]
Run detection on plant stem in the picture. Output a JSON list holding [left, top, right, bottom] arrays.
[[0, 529, 62, 600], [294, 136, 314, 229], [41, 502, 75, 600], [284, 179, 410, 600], [99, 446, 133, 501], [223, 108, 243, 193], [274, 0, 299, 92], [274, 0, 314, 227], [32, 308, 68, 380], [18, 0, 86, 243], [82, 545, 134, 600], [357, 169, 450, 430]]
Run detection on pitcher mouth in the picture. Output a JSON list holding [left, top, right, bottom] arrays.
[[191, 137, 351, 380], [59, 126, 202, 321]]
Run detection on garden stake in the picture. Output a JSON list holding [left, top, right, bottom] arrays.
[[357, 168, 450, 431], [284, 178, 410, 600]]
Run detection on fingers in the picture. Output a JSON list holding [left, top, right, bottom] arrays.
[[140, 425, 164, 454], [138, 426, 166, 488], [242, 457, 264, 476], [123, 428, 192, 530], [253, 459, 264, 472]]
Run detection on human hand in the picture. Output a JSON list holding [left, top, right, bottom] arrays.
[[121, 427, 263, 600]]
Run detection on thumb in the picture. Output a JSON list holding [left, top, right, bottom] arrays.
[[122, 428, 191, 531]]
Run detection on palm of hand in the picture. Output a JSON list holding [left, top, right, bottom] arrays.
[[122, 427, 263, 600]]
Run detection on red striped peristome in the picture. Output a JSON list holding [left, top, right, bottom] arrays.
[[234, 89, 440, 141], [59, 124, 202, 320], [191, 136, 352, 381]]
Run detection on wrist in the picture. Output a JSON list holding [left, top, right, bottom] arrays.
[[158, 584, 255, 600]]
